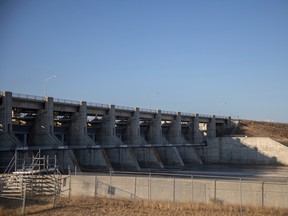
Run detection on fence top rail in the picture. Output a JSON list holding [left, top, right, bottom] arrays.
[[80, 170, 288, 183]]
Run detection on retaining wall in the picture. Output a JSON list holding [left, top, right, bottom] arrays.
[[200, 137, 288, 165], [61, 174, 288, 208]]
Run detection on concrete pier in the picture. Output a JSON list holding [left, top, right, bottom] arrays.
[[193, 114, 204, 142], [167, 112, 202, 165], [68, 101, 112, 171], [0, 92, 20, 166], [30, 97, 60, 146], [99, 105, 140, 170], [126, 108, 163, 168], [149, 110, 184, 167]]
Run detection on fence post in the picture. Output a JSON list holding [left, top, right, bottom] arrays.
[[204, 184, 207, 203], [261, 181, 264, 207], [68, 173, 71, 199], [94, 176, 98, 198], [191, 175, 194, 202], [21, 184, 27, 215], [214, 180, 217, 201], [109, 171, 112, 198], [15, 149, 17, 172], [53, 191, 56, 208], [148, 171, 151, 201], [173, 178, 176, 203], [239, 178, 242, 212], [134, 176, 137, 200]]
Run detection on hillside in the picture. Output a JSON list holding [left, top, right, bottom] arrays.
[[232, 120, 288, 146]]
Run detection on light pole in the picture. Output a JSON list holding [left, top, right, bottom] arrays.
[[45, 75, 57, 97]]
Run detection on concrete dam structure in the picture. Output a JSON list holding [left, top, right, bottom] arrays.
[[1, 91, 287, 172]]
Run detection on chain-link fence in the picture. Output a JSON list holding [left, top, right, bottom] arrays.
[[61, 171, 288, 209]]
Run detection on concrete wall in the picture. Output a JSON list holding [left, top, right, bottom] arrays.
[[61, 174, 288, 208], [199, 137, 288, 165]]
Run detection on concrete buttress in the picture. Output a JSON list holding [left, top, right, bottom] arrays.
[[208, 115, 216, 138], [29, 97, 58, 146], [127, 108, 163, 168], [27, 97, 79, 172], [69, 101, 112, 171], [101, 105, 140, 170], [193, 114, 204, 143], [168, 112, 202, 165], [0, 92, 21, 167], [0, 92, 20, 147], [150, 110, 184, 167]]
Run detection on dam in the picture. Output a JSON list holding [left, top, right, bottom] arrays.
[[1, 91, 287, 172]]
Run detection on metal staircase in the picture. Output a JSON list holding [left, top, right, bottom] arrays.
[[0, 150, 61, 199]]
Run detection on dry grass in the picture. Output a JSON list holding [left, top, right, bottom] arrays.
[[1, 196, 288, 216], [234, 120, 288, 146]]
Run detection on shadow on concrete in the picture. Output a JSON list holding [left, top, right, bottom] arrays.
[[198, 137, 288, 167]]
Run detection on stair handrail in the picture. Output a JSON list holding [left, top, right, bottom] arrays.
[[2, 154, 16, 175], [27, 150, 42, 172]]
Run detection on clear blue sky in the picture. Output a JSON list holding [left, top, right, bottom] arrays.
[[1, 0, 287, 122]]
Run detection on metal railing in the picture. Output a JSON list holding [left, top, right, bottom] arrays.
[[139, 108, 157, 113], [54, 98, 80, 105], [198, 114, 213, 118], [87, 102, 110, 109], [215, 115, 229, 119], [12, 92, 45, 101], [161, 110, 177, 115], [181, 112, 195, 117], [115, 105, 135, 111], [7, 91, 232, 120]]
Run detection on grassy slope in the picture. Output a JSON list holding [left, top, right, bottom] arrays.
[[234, 120, 288, 146]]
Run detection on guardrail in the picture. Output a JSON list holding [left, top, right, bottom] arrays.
[[7, 91, 232, 120], [161, 110, 177, 115], [198, 114, 212, 118], [139, 108, 157, 113], [12, 92, 45, 101], [181, 112, 195, 117], [115, 105, 135, 111], [215, 115, 229, 119], [54, 98, 80, 105], [87, 102, 110, 109]]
